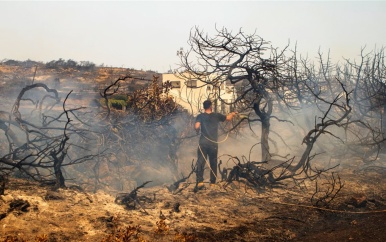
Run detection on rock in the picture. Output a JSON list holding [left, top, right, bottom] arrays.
[[45, 191, 65, 200], [347, 205, 355, 209], [349, 194, 367, 208], [9, 199, 30, 212], [173, 202, 181, 213], [0, 194, 14, 203]]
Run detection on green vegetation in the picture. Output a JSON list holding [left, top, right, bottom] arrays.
[[100, 94, 128, 110]]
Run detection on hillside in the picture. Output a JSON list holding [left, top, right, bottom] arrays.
[[1, 61, 386, 242], [0, 62, 161, 105]]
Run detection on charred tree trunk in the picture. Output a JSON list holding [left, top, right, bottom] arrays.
[[253, 87, 273, 162], [52, 151, 66, 189], [261, 116, 271, 162], [289, 139, 314, 173], [383, 104, 386, 137], [51, 91, 72, 189]]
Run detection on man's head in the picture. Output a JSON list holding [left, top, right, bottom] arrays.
[[203, 100, 212, 110]]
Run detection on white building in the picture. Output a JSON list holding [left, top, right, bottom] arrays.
[[162, 72, 237, 115]]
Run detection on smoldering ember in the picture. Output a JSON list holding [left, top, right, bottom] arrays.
[[1, 29, 386, 242]]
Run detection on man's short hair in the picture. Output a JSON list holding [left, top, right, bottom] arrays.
[[203, 100, 212, 110]]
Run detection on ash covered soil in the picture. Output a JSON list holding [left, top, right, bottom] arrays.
[[1, 169, 386, 242], [1, 65, 386, 241]]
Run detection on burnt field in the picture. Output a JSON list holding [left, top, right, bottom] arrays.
[[1, 60, 386, 242], [1, 169, 386, 241]]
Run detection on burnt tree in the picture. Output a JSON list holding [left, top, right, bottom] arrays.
[[340, 47, 386, 160], [0, 83, 97, 188], [93, 75, 192, 191], [178, 26, 290, 162]]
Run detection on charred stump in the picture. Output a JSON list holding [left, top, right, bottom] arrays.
[[115, 181, 152, 213]]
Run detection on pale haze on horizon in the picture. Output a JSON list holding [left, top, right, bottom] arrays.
[[0, 1, 385, 73]]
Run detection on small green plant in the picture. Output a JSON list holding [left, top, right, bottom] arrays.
[[109, 99, 127, 110], [99, 94, 128, 110]]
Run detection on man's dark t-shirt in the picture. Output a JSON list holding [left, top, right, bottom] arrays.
[[196, 113, 226, 146]]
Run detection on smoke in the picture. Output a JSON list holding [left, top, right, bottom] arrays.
[[1, 63, 384, 194]]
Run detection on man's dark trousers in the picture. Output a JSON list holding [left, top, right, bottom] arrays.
[[196, 142, 218, 184]]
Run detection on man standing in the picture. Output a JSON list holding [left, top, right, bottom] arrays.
[[194, 100, 237, 190]]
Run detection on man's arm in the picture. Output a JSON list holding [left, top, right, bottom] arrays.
[[194, 121, 201, 134], [226, 112, 238, 121]]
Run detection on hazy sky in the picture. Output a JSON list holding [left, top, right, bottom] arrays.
[[1, 1, 385, 73]]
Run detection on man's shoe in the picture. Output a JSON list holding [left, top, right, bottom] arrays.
[[197, 182, 205, 190]]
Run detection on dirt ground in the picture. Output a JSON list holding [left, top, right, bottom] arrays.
[[1, 167, 386, 242]]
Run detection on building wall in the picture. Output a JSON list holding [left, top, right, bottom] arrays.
[[162, 73, 236, 115]]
